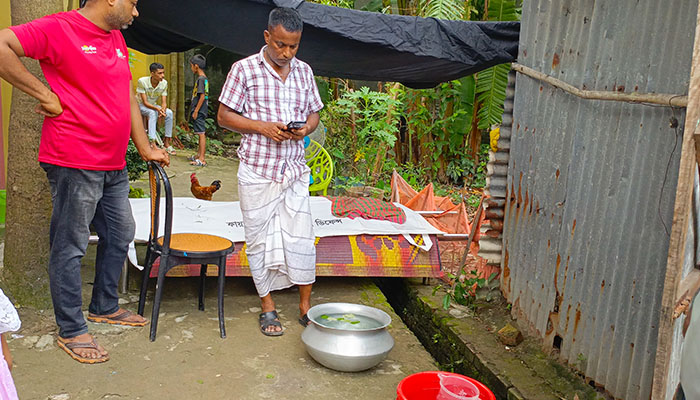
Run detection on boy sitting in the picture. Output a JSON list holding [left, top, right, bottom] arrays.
[[137, 62, 175, 153]]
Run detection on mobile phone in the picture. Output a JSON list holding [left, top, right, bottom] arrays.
[[287, 121, 305, 130]]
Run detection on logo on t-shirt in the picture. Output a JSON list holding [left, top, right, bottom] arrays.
[[116, 48, 125, 59], [81, 45, 97, 54]]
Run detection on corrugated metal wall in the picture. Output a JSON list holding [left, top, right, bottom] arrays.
[[503, 1, 697, 399], [480, 70, 515, 265]]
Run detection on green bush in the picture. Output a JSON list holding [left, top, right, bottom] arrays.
[[129, 186, 148, 198], [126, 140, 148, 181]]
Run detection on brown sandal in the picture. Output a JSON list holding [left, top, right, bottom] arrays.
[[87, 309, 147, 327], [56, 337, 109, 364]]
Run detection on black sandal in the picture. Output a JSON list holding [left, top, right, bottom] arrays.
[[298, 314, 311, 328], [259, 311, 284, 336]]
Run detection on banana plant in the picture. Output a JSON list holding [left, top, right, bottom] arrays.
[[421, 0, 463, 19], [474, 0, 519, 132]]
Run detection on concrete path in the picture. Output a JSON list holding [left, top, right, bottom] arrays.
[[8, 153, 438, 399], [12, 277, 436, 399]]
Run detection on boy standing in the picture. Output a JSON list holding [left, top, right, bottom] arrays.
[[136, 62, 175, 153], [189, 54, 208, 166]]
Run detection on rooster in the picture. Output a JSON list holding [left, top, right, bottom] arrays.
[[190, 173, 221, 201]]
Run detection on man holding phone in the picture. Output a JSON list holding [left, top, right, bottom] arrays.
[[217, 7, 323, 336]]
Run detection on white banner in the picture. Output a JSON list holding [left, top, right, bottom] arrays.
[[127, 197, 444, 269]]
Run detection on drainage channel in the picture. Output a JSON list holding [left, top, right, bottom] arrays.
[[375, 277, 604, 400]]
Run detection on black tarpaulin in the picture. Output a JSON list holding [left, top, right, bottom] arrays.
[[122, 0, 519, 88]]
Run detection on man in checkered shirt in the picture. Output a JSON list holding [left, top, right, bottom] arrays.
[[217, 7, 323, 337]]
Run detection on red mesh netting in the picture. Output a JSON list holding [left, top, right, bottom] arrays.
[[390, 171, 496, 279]]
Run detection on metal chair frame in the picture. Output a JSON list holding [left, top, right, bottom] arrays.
[[137, 162, 234, 341]]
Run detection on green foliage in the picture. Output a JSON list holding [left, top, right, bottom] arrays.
[[206, 138, 226, 156], [402, 80, 473, 177], [335, 86, 400, 148], [396, 162, 428, 188], [175, 122, 231, 157], [422, 0, 464, 19], [475, 63, 510, 130], [307, 0, 353, 8], [361, 0, 383, 12], [333, 86, 401, 179], [434, 268, 498, 310], [322, 80, 486, 198], [474, 0, 518, 130], [332, 175, 366, 195], [321, 102, 354, 178], [204, 117, 218, 134], [125, 140, 148, 181], [453, 75, 475, 131], [486, 0, 519, 21], [129, 186, 149, 198], [446, 143, 488, 187], [176, 125, 197, 148], [315, 77, 331, 106]]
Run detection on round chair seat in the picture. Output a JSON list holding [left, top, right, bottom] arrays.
[[157, 233, 233, 254]]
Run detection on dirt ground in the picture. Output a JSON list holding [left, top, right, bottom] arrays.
[[6, 153, 438, 400]]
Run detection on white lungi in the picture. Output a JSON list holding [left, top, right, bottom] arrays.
[[238, 162, 316, 297]]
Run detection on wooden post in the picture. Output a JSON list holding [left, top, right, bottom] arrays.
[[651, 1, 700, 397], [177, 52, 186, 125]]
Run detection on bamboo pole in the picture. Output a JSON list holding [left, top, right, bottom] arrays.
[[512, 63, 688, 108], [651, 1, 700, 397]]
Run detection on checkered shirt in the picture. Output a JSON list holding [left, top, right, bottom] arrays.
[[219, 47, 324, 183]]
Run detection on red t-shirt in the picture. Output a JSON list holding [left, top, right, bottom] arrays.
[[10, 10, 132, 170]]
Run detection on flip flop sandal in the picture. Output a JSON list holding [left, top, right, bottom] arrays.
[[190, 159, 207, 167], [298, 314, 311, 328], [56, 337, 109, 364], [187, 155, 197, 161], [87, 309, 147, 327], [259, 311, 284, 336]]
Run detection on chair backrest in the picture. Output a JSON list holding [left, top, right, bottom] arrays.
[[147, 161, 174, 252], [306, 140, 333, 196], [304, 139, 322, 161]]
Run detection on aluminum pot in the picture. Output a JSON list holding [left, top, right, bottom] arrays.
[[301, 302, 394, 372]]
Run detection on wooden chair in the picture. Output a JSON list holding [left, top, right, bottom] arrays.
[[137, 162, 234, 341]]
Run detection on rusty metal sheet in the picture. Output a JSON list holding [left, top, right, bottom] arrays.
[[503, 1, 697, 398]]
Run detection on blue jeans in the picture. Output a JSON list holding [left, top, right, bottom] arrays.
[[138, 103, 173, 140], [41, 163, 135, 338]]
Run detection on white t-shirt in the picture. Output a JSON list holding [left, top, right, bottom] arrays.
[[136, 76, 168, 106], [0, 289, 20, 335]]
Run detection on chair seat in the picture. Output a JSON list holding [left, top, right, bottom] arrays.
[[157, 233, 233, 254]]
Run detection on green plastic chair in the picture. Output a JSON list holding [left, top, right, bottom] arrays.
[[305, 139, 333, 196]]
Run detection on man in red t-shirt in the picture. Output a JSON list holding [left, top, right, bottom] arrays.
[[0, 0, 169, 364]]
